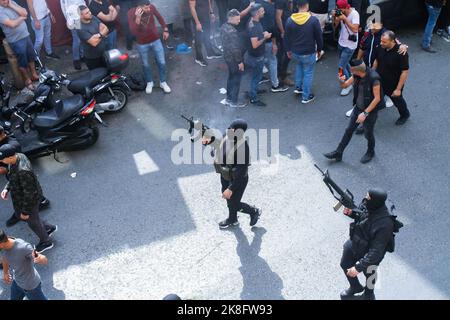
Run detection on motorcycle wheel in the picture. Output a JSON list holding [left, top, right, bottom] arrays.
[[108, 87, 128, 113], [59, 125, 99, 152], [21, 114, 35, 134]]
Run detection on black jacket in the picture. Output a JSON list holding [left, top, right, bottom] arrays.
[[5, 153, 43, 215], [352, 68, 385, 110], [221, 22, 244, 67], [349, 203, 394, 273]]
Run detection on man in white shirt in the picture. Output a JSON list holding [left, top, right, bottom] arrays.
[[26, 0, 59, 59], [333, 0, 359, 96], [60, 0, 86, 70]]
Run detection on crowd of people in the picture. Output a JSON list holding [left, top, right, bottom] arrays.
[[0, 0, 448, 300]]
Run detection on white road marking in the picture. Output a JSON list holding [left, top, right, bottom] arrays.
[[133, 150, 159, 175]]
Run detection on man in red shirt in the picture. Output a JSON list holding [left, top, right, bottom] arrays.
[[128, 0, 171, 94]]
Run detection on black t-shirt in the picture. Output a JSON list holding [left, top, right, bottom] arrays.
[[194, 0, 210, 22], [77, 17, 106, 59], [375, 44, 409, 93], [309, 0, 329, 14], [89, 0, 116, 32], [256, 0, 276, 34], [247, 19, 265, 57], [275, 0, 292, 25]]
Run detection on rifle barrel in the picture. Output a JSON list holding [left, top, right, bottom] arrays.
[[314, 164, 325, 175]]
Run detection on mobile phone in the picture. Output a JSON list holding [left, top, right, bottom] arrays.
[[338, 67, 344, 78]]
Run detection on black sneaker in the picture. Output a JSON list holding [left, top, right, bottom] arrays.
[[422, 46, 437, 53], [294, 87, 303, 95], [46, 225, 58, 237], [356, 290, 376, 300], [250, 99, 267, 107], [324, 150, 342, 162], [73, 60, 82, 70], [250, 208, 261, 226], [340, 285, 365, 300], [45, 52, 60, 60], [35, 241, 54, 254], [219, 219, 239, 229], [39, 197, 50, 210], [195, 59, 207, 67], [360, 151, 375, 164], [271, 85, 289, 93], [301, 94, 315, 104], [6, 213, 20, 227], [395, 114, 410, 125]]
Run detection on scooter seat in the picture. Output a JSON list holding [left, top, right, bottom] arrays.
[[67, 68, 108, 94], [33, 95, 85, 128]]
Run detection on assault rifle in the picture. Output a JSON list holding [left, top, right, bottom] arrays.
[[314, 164, 365, 215], [181, 115, 210, 141]]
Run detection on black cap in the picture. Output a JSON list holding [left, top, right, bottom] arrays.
[[0, 144, 16, 160], [350, 59, 364, 67], [228, 119, 248, 132]]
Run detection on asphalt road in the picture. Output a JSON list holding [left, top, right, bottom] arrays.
[[0, 26, 449, 300]]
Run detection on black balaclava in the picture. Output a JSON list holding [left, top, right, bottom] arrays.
[[228, 119, 248, 132], [227, 119, 248, 140], [365, 188, 388, 211]]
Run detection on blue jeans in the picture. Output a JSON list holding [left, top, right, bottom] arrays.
[[106, 30, 117, 50], [136, 39, 167, 83], [71, 29, 83, 61], [292, 53, 316, 100], [422, 5, 442, 48], [32, 15, 52, 55], [11, 281, 47, 300], [226, 61, 243, 103], [338, 45, 355, 80], [247, 54, 264, 101], [9, 36, 36, 68], [264, 42, 279, 87]]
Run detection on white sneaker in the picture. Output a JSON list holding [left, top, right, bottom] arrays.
[[316, 50, 325, 61], [160, 82, 171, 94], [385, 96, 394, 108], [340, 85, 353, 96], [263, 66, 269, 74], [145, 82, 154, 94], [345, 108, 354, 117]]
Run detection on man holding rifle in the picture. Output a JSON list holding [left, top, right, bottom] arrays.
[[201, 119, 261, 229], [315, 166, 403, 300], [340, 189, 395, 300]]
